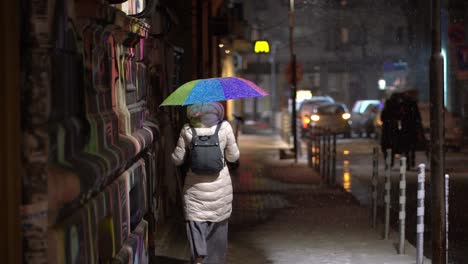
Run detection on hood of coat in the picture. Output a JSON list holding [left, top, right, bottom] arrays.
[[187, 102, 224, 128]]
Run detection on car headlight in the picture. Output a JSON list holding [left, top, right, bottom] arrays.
[[342, 113, 351, 120], [311, 114, 320, 122]]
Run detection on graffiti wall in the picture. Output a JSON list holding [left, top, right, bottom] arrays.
[[21, 0, 185, 263]]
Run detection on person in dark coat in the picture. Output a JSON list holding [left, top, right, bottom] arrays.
[[380, 89, 423, 168], [400, 89, 424, 168], [380, 92, 402, 167]]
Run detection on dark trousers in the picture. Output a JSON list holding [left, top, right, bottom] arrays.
[[186, 220, 228, 264]]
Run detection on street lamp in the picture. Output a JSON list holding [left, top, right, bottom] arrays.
[[269, 41, 281, 130]]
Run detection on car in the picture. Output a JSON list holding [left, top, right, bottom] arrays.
[[373, 102, 463, 151], [298, 96, 335, 131], [304, 102, 352, 138], [350, 100, 383, 137]]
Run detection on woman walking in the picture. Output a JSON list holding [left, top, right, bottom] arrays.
[[172, 102, 240, 264]]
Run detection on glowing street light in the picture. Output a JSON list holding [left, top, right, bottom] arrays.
[[253, 40, 270, 54], [378, 79, 386, 90]]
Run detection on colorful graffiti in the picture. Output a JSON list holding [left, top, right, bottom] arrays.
[[21, 0, 168, 263], [48, 160, 148, 263]]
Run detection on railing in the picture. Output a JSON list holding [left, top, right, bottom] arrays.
[[304, 127, 337, 186], [304, 131, 452, 262]]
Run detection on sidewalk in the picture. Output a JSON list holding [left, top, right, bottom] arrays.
[[227, 130, 431, 264]]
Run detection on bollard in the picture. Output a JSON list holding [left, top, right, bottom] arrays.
[[323, 130, 328, 181], [445, 174, 449, 263], [315, 128, 320, 170], [384, 148, 392, 239], [416, 164, 426, 264], [398, 157, 407, 254], [320, 129, 324, 177], [327, 131, 332, 184], [307, 140, 312, 168], [332, 133, 337, 186], [323, 130, 329, 181], [310, 127, 316, 168], [371, 147, 379, 229]]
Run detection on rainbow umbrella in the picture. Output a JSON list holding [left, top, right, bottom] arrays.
[[160, 77, 269, 106]]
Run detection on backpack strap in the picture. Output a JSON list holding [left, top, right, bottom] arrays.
[[213, 120, 223, 136], [189, 125, 197, 137], [189, 121, 223, 138]]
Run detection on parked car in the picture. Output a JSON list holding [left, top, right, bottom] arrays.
[[350, 100, 383, 137], [373, 102, 463, 151], [298, 96, 335, 131], [304, 102, 351, 138]]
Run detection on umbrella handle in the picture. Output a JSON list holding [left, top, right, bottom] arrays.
[[233, 114, 244, 141], [233, 113, 245, 123]]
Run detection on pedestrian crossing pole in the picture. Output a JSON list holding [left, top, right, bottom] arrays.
[[398, 157, 407, 254], [416, 164, 426, 264], [384, 148, 391, 240]]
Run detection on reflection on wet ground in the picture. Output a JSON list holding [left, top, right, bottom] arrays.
[[228, 137, 323, 263], [230, 162, 318, 227], [342, 160, 351, 192], [231, 193, 291, 227], [334, 138, 468, 263], [226, 134, 425, 263]]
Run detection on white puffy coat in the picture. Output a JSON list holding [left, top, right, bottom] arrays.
[[172, 103, 240, 222]]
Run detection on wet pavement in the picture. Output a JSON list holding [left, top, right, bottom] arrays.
[[226, 129, 430, 264], [335, 137, 468, 264], [153, 123, 468, 263]]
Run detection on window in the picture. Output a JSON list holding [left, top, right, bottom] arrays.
[[317, 104, 347, 115]]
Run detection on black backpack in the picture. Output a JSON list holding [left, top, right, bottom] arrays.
[[188, 122, 225, 174]]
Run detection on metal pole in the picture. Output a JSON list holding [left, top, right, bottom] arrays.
[[384, 148, 392, 239], [307, 140, 312, 168], [291, 55, 298, 162], [327, 131, 331, 184], [253, 53, 261, 121], [445, 174, 449, 264], [332, 133, 337, 186], [320, 129, 324, 177], [323, 131, 328, 180], [398, 157, 407, 254], [270, 43, 277, 130], [289, 0, 298, 162], [372, 147, 379, 229], [323, 129, 327, 180], [430, 0, 446, 262], [417, 164, 426, 264], [315, 128, 320, 171]]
